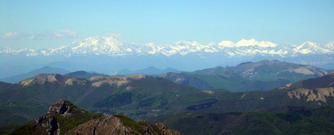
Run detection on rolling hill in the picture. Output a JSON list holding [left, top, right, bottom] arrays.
[[0, 66, 69, 83], [156, 106, 334, 135], [0, 74, 202, 126], [181, 72, 334, 113], [161, 60, 329, 91]]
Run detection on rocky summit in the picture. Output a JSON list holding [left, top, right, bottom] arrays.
[[47, 99, 73, 114]]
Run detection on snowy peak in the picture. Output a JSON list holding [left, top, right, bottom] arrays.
[[325, 41, 334, 50], [293, 41, 330, 54], [0, 36, 333, 57], [71, 36, 123, 49], [218, 39, 277, 48], [67, 36, 135, 56]]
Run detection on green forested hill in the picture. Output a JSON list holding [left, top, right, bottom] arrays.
[[156, 106, 334, 135]]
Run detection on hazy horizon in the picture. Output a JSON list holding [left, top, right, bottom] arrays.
[[1, 0, 334, 49]]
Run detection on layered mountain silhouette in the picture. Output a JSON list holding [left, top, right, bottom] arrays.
[[65, 71, 106, 79], [0, 73, 200, 127], [118, 66, 179, 76], [182, 72, 334, 113], [162, 60, 329, 91], [2, 38, 334, 79], [0, 70, 334, 131], [0, 66, 69, 83]]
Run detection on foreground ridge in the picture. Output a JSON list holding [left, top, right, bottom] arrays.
[[10, 99, 180, 135]]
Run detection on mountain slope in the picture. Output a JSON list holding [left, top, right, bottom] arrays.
[[156, 106, 334, 135], [9, 99, 102, 135], [0, 66, 69, 83], [162, 60, 329, 91], [162, 72, 290, 91], [192, 60, 328, 82], [2, 72, 334, 130], [284, 72, 334, 89], [182, 73, 334, 113], [0, 74, 202, 126]]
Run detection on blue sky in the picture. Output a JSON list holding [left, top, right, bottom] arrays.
[[0, 0, 333, 49]]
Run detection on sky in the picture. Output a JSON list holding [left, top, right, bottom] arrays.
[[0, 0, 334, 49]]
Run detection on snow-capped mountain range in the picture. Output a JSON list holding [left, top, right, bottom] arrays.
[[1, 35, 334, 80], [0, 35, 333, 57]]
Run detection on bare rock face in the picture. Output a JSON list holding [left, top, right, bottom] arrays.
[[32, 99, 74, 135], [287, 88, 334, 102], [29, 99, 76, 135], [33, 116, 60, 135], [283, 73, 334, 103], [47, 99, 71, 115], [45, 117, 59, 135]]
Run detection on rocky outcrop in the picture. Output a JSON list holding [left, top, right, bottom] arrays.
[[34, 116, 59, 135], [47, 99, 72, 115], [45, 117, 59, 135], [27, 99, 79, 135], [287, 88, 334, 102], [10, 99, 100, 135], [281, 73, 334, 102]]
